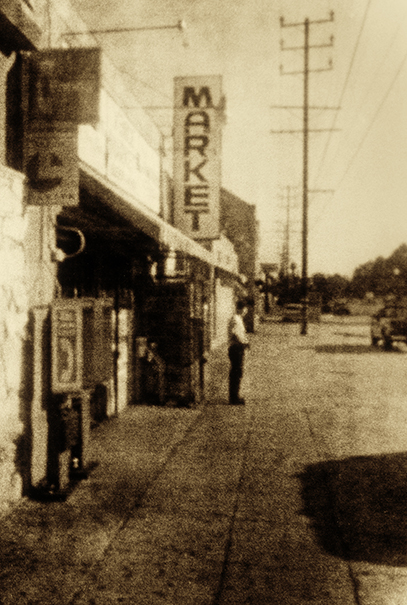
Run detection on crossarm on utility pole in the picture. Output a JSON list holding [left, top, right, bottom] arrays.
[[278, 12, 335, 335]]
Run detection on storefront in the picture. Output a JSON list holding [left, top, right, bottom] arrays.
[[0, 1, 242, 504], [37, 154, 238, 495], [56, 162, 228, 413]]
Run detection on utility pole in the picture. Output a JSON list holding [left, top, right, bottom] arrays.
[[273, 12, 337, 335], [284, 185, 291, 277], [285, 186, 291, 275], [302, 19, 310, 336], [277, 185, 298, 278]]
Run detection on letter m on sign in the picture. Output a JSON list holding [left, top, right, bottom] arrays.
[[183, 87, 213, 108]]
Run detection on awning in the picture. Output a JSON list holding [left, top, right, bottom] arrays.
[[80, 161, 161, 243], [79, 161, 238, 276]]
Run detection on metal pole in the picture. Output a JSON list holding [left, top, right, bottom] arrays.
[[301, 19, 309, 336], [286, 186, 290, 278]]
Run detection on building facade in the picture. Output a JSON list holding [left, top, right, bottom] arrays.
[[0, 0, 256, 509], [0, 0, 43, 513]]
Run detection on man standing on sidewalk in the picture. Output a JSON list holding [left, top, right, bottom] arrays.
[[228, 299, 249, 405]]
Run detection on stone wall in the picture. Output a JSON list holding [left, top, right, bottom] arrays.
[[0, 165, 27, 512]]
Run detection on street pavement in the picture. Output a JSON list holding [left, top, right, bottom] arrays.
[[2, 316, 407, 604]]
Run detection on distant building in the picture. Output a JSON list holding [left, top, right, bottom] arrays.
[[219, 188, 260, 332]]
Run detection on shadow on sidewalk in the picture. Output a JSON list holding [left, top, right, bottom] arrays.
[[298, 452, 407, 566], [206, 397, 230, 406], [315, 344, 405, 354]]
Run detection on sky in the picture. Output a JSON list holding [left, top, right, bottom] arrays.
[[71, 0, 407, 278]]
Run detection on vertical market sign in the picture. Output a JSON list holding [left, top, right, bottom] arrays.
[[22, 48, 100, 206], [173, 76, 223, 239]]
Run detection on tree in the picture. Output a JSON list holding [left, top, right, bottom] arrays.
[[349, 244, 407, 298], [311, 273, 349, 304]]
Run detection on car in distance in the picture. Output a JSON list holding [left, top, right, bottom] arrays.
[[322, 300, 351, 315], [371, 300, 407, 348], [331, 302, 351, 316], [281, 303, 302, 322]]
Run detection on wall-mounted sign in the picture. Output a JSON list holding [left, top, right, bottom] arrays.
[[22, 48, 100, 126], [51, 301, 83, 393], [21, 48, 99, 206], [24, 128, 78, 206], [173, 75, 223, 240]]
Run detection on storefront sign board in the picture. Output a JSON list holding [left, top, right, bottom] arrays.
[[22, 48, 100, 126], [173, 75, 223, 240], [24, 128, 79, 206]]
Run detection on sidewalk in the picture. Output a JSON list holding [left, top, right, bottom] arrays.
[[0, 323, 350, 605], [0, 323, 351, 605], [0, 405, 204, 604], [0, 339, 236, 605], [3, 319, 407, 604]]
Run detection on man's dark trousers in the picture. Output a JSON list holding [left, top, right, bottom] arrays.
[[228, 343, 245, 404]]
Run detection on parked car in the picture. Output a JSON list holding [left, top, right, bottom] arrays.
[[331, 302, 351, 316], [371, 301, 407, 348], [321, 301, 350, 315], [281, 303, 302, 322]]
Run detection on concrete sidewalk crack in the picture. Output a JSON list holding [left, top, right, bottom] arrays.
[[68, 409, 204, 605], [211, 407, 256, 605]]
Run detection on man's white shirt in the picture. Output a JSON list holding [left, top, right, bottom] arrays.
[[229, 313, 249, 345]]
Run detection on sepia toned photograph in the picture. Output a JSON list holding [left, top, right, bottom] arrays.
[[1, 1, 407, 603]]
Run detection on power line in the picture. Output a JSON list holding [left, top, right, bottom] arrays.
[[312, 43, 407, 232], [318, 16, 406, 185], [313, 0, 373, 190], [335, 46, 407, 190], [62, 9, 175, 113]]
